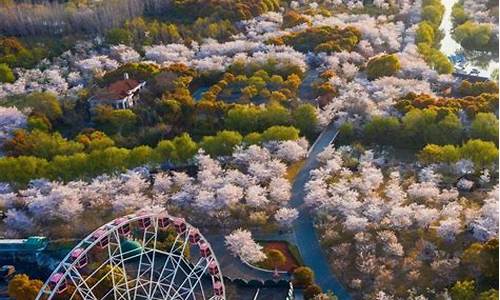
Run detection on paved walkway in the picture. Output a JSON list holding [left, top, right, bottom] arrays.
[[289, 122, 351, 300]]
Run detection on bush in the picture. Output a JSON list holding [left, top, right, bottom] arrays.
[[272, 26, 361, 54], [304, 284, 323, 299], [363, 116, 401, 145], [459, 80, 499, 97], [201, 130, 243, 157], [8, 274, 42, 300], [416, 43, 453, 74], [418, 139, 498, 168], [460, 139, 498, 169], [0, 62, 14, 83], [366, 54, 400, 80], [4, 92, 62, 121], [261, 126, 300, 142], [106, 28, 132, 45], [292, 266, 314, 287], [451, 3, 469, 26], [450, 280, 476, 300], [419, 144, 460, 164], [471, 113, 499, 143], [0, 133, 199, 185], [453, 21, 495, 51]]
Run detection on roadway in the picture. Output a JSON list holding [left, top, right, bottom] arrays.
[[289, 122, 351, 300]]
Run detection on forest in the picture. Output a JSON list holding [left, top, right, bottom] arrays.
[[0, 0, 498, 299]]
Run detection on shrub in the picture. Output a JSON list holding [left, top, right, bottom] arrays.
[[366, 54, 400, 80]]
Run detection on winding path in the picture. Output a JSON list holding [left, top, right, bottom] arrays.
[[289, 122, 351, 300]]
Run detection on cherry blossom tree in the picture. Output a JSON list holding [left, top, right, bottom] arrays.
[[0, 107, 26, 145], [245, 185, 269, 207], [225, 229, 266, 264], [268, 177, 291, 204], [274, 139, 309, 162], [274, 207, 299, 227]]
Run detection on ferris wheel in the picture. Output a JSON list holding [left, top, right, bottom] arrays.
[[36, 210, 225, 300]]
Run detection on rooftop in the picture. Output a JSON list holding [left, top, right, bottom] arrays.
[[94, 79, 141, 101], [0, 236, 48, 252]]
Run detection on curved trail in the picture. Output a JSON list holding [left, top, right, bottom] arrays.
[[289, 122, 351, 299]]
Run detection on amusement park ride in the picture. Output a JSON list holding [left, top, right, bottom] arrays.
[[35, 210, 225, 300]]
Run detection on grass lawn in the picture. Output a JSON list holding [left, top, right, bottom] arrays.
[[256, 240, 303, 272], [285, 160, 305, 182]]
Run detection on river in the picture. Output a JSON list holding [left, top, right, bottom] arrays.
[[439, 0, 498, 78]]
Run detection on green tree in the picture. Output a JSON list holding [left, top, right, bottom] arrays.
[[363, 116, 401, 145], [127, 145, 157, 167], [292, 266, 314, 287], [471, 113, 499, 143], [262, 126, 300, 142], [366, 54, 400, 80], [7, 92, 62, 121], [293, 104, 318, 139], [106, 28, 132, 45], [459, 80, 498, 96], [201, 130, 243, 157], [418, 144, 460, 164], [462, 239, 498, 282], [460, 139, 498, 169], [243, 132, 263, 145], [8, 274, 42, 300], [87, 147, 130, 176], [338, 122, 355, 144], [452, 3, 469, 25], [479, 289, 499, 300], [76, 131, 115, 152], [0, 62, 14, 83], [0, 156, 49, 184], [260, 103, 291, 129], [453, 21, 494, 51], [416, 21, 435, 45], [27, 114, 51, 132], [263, 249, 286, 272], [226, 105, 262, 134], [172, 133, 198, 162], [50, 153, 89, 181], [421, 3, 444, 27], [402, 108, 438, 147], [450, 280, 476, 300], [417, 43, 453, 74], [109, 109, 137, 135], [304, 284, 322, 300], [4, 130, 84, 160], [436, 113, 463, 144]]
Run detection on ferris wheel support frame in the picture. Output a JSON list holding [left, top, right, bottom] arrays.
[[36, 210, 225, 300]]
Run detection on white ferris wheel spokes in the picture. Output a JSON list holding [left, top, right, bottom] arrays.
[[36, 210, 225, 300]]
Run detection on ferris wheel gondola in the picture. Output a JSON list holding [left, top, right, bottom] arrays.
[[36, 210, 225, 300]]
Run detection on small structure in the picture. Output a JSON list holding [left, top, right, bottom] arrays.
[[213, 281, 224, 296], [0, 236, 48, 254], [114, 218, 131, 236], [173, 218, 186, 234], [199, 243, 211, 258], [49, 273, 67, 294], [70, 248, 87, 269], [188, 229, 201, 245], [158, 214, 171, 228], [92, 229, 109, 249], [137, 213, 152, 229], [208, 260, 219, 276], [88, 73, 145, 111]]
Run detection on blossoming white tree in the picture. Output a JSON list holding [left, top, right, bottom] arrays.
[[274, 207, 299, 228], [225, 228, 266, 264]]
